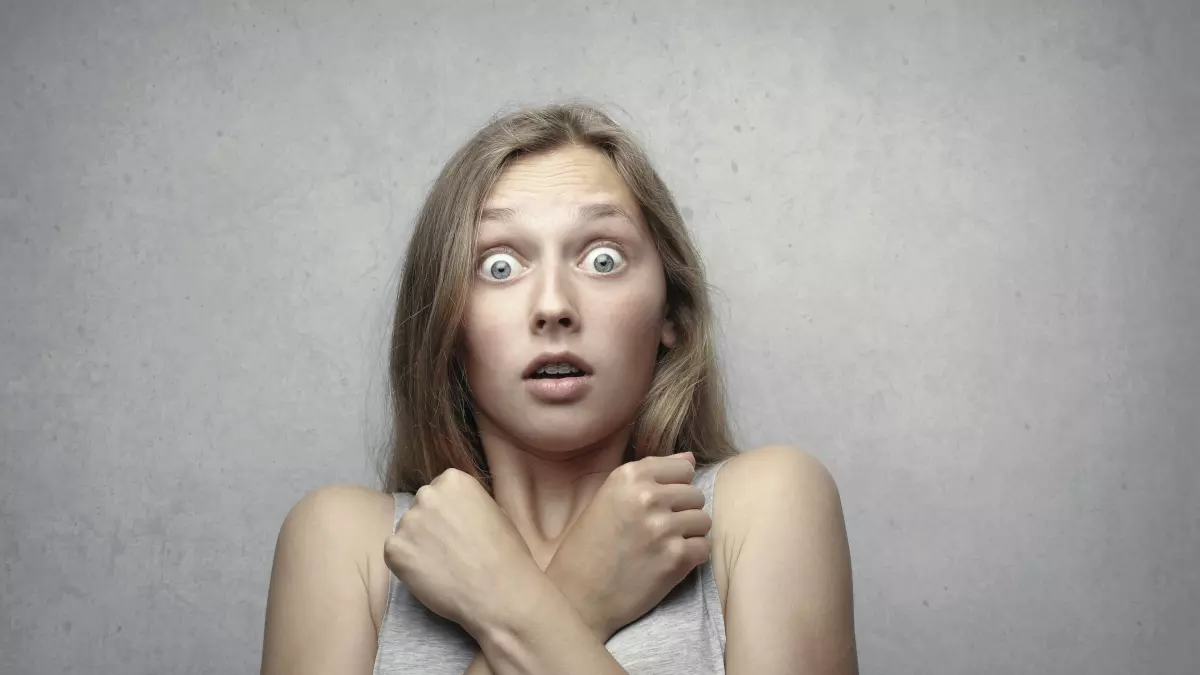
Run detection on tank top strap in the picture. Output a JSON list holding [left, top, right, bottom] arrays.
[[694, 457, 734, 517], [390, 492, 412, 531]]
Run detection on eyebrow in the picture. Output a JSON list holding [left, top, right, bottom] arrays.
[[479, 202, 638, 227]]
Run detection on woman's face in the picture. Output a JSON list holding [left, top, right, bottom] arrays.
[[461, 144, 676, 455]]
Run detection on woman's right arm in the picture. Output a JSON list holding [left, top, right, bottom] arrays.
[[261, 485, 385, 675]]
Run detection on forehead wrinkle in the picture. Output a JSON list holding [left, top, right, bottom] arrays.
[[478, 201, 639, 236]]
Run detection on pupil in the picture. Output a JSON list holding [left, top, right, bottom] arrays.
[[491, 260, 511, 279], [594, 253, 613, 273]]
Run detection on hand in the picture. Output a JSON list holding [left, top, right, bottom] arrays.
[[384, 468, 543, 636], [546, 452, 712, 641]]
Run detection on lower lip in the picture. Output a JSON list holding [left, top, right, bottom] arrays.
[[525, 375, 592, 403]]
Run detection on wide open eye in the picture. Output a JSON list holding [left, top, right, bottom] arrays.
[[583, 246, 625, 275], [479, 252, 524, 281]]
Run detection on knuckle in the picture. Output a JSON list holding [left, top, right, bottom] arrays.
[[646, 514, 670, 538], [615, 462, 642, 483], [665, 537, 686, 561], [383, 534, 406, 563], [636, 488, 657, 509]]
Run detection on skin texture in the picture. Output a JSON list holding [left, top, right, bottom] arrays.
[[461, 145, 678, 566], [260, 146, 858, 675]]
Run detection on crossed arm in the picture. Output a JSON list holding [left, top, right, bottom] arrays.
[[261, 446, 856, 675]]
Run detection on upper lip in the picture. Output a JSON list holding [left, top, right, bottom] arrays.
[[523, 351, 594, 379]]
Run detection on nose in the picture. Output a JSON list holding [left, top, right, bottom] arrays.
[[530, 264, 580, 335]]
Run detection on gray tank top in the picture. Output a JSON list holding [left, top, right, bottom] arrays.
[[372, 459, 730, 674]]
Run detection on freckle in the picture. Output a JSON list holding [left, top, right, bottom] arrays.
[[922, 599, 929, 607], [730, 160, 738, 173]]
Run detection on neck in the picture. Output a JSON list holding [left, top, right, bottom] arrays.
[[478, 420, 630, 565]]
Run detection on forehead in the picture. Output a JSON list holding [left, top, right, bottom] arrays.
[[481, 145, 641, 220]]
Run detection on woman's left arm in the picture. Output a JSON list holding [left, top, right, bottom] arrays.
[[465, 577, 629, 675], [387, 468, 630, 675], [719, 446, 858, 675]]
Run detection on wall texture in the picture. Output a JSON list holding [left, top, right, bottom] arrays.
[[2, 1, 1197, 673]]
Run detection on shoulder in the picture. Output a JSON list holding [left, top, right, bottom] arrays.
[[266, 485, 399, 646], [710, 445, 846, 562], [278, 483, 396, 547], [715, 444, 841, 513], [710, 447, 858, 672], [273, 484, 397, 605]]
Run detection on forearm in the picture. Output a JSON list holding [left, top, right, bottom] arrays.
[[459, 557, 617, 675], [468, 577, 627, 675]]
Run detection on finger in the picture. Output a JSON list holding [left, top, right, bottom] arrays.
[[642, 455, 697, 485], [680, 536, 712, 570], [668, 451, 696, 467], [660, 484, 705, 512], [671, 509, 712, 538]]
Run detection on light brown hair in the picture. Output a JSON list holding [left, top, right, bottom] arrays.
[[379, 100, 738, 494]]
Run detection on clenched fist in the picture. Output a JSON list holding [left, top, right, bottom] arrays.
[[547, 452, 712, 641], [384, 468, 543, 636]]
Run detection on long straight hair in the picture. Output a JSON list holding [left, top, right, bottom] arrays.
[[379, 101, 738, 494]]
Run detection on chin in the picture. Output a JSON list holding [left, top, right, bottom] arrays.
[[482, 403, 630, 456], [512, 418, 615, 454]]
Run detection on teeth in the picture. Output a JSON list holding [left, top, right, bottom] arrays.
[[535, 363, 582, 375]]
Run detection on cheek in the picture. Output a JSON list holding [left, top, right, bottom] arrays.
[[590, 290, 666, 356], [460, 303, 517, 382]]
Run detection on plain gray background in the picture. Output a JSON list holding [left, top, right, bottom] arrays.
[[2, 0, 1197, 673]]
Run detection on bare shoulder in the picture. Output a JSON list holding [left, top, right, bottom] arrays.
[[276, 484, 396, 570], [262, 484, 398, 675], [282, 483, 398, 620], [712, 446, 857, 673], [280, 483, 395, 539], [714, 445, 842, 525]]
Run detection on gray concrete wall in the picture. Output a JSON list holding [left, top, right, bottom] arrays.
[[2, 1, 1197, 673]]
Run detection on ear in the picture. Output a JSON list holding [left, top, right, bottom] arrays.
[[660, 316, 678, 349]]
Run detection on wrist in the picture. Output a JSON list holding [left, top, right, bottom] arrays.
[[472, 570, 572, 650], [544, 556, 613, 642], [471, 578, 624, 675], [457, 559, 546, 640]]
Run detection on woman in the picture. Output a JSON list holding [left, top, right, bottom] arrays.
[[261, 102, 857, 674]]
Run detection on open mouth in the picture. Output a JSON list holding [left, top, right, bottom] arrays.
[[529, 364, 586, 380]]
